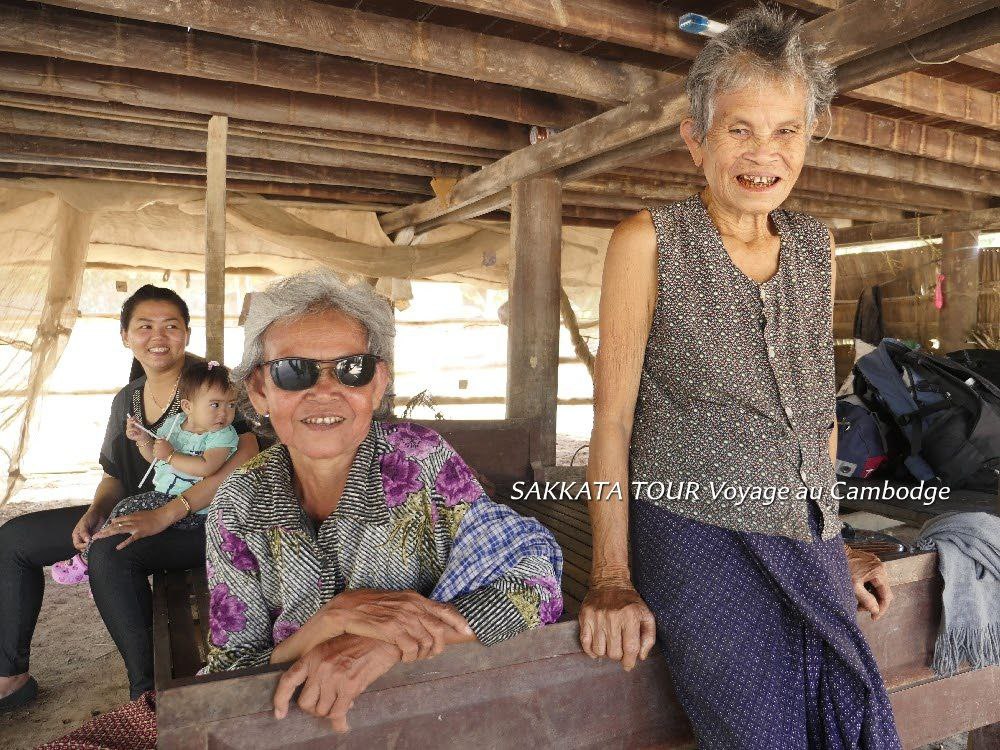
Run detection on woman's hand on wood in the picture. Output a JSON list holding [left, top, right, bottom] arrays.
[[321, 589, 472, 662], [90, 507, 176, 550], [272, 634, 401, 732], [579, 574, 656, 671], [845, 545, 894, 621]]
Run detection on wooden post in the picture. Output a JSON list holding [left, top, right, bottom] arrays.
[[938, 230, 980, 354], [506, 176, 562, 466], [205, 114, 227, 363]]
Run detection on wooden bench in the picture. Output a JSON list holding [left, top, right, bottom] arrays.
[[153, 419, 1000, 748]]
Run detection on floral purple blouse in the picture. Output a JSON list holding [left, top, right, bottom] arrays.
[[205, 420, 564, 672]]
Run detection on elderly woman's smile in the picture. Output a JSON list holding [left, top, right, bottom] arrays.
[[691, 83, 810, 218], [249, 307, 388, 462]]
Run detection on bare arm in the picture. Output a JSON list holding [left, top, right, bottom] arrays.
[[579, 211, 659, 671], [587, 211, 658, 584]]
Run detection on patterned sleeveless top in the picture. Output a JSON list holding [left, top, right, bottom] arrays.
[[628, 194, 839, 542]]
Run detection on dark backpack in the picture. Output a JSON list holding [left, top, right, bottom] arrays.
[[947, 349, 1000, 390], [834, 395, 888, 479], [852, 339, 1000, 492]]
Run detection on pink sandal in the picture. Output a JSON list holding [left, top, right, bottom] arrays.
[[51, 554, 89, 585]]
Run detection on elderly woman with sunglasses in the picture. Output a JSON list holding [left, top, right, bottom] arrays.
[[205, 270, 563, 731]]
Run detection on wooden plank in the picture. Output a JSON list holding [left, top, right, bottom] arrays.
[[165, 572, 202, 680], [506, 178, 561, 466], [890, 667, 1000, 748], [0, 3, 599, 129], [0, 55, 526, 152], [152, 572, 175, 692], [415, 0, 703, 59], [833, 208, 1000, 246], [42, 0, 679, 106], [204, 114, 227, 363], [0, 105, 461, 179], [938, 231, 981, 353]]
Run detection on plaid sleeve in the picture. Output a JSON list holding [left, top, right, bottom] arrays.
[[430, 499, 564, 646]]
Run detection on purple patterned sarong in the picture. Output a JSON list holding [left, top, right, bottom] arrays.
[[631, 498, 902, 750]]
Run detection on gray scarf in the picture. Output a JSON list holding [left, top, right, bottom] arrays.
[[914, 511, 1000, 676]]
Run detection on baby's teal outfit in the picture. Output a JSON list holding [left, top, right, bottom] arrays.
[[153, 413, 239, 512]]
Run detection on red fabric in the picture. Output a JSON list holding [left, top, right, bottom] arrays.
[[35, 692, 157, 750]]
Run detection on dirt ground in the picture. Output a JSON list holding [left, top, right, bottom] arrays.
[[0, 457, 970, 749]]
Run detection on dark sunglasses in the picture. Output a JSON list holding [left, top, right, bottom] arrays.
[[262, 354, 381, 391]]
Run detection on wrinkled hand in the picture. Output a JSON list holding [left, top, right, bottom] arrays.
[[579, 575, 656, 671], [151, 439, 173, 460], [845, 545, 894, 621], [71, 508, 107, 552], [273, 634, 401, 732], [322, 589, 472, 662], [124, 416, 148, 443], [91, 507, 176, 550]]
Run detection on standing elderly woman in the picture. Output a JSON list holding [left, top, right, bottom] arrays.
[[206, 269, 562, 731], [579, 7, 901, 749]]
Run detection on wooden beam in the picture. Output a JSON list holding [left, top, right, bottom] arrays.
[[0, 3, 598, 129], [0, 55, 526, 152], [380, 0, 998, 233], [506, 177, 562, 466], [827, 105, 1000, 171], [0, 106, 464, 178], [775, 0, 840, 11], [804, 140, 997, 196], [958, 44, 1000, 74], [42, 0, 678, 106], [204, 115, 227, 363], [800, 0, 994, 67], [938, 230, 980, 352], [832, 207, 1000, 246], [835, 9, 1000, 90], [848, 72, 999, 132], [0, 91, 506, 165], [0, 164, 419, 206], [0, 133, 435, 194], [414, 0, 702, 59]]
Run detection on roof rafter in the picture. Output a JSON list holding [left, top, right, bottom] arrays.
[[40, 0, 679, 105], [0, 55, 527, 152], [0, 3, 599, 129]]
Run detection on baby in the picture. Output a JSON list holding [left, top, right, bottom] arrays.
[[52, 360, 240, 584]]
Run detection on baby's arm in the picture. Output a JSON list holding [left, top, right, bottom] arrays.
[[166, 447, 232, 478]]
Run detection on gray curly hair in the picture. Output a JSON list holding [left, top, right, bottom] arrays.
[[686, 4, 835, 141], [233, 269, 395, 424]]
